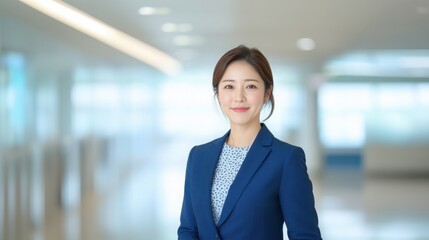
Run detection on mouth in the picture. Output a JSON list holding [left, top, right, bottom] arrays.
[[231, 107, 250, 112]]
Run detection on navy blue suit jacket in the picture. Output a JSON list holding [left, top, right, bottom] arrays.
[[178, 124, 322, 240]]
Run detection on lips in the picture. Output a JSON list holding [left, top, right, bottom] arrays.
[[231, 107, 249, 112]]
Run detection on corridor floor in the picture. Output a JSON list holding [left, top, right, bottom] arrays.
[[38, 166, 429, 240]]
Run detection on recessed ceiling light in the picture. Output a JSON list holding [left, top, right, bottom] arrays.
[[139, 7, 171, 15], [297, 38, 316, 51], [162, 23, 193, 33], [173, 35, 204, 46], [20, 0, 181, 75]]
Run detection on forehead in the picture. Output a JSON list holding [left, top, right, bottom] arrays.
[[221, 60, 262, 81]]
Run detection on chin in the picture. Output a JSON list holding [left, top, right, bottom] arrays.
[[229, 118, 259, 127]]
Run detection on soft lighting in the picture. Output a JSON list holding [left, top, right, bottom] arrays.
[[20, 0, 181, 76], [138, 7, 171, 15], [399, 56, 429, 68], [297, 38, 316, 51], [162, 23, 193, 33], [173, 35, 204, 46]]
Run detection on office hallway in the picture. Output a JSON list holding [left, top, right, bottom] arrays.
[[2, 1, 429, 240], [37, 163, 429, 240]]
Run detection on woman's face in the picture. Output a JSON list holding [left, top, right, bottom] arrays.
[[217, 60, 271, 128]]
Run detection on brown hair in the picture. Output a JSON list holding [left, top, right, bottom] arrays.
[[212, 45, 275, 121]]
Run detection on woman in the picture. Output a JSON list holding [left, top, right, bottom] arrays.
[[178, 45, 322, 240]]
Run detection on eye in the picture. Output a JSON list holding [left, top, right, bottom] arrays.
[[223, 84, 233, 89], [246, 84, 258, 89]]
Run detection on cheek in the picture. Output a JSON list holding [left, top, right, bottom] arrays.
[[247, 91, 266, 105], [218, 92, 231, 104]]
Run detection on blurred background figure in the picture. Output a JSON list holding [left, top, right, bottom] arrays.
[[1, 0, 428, 239]]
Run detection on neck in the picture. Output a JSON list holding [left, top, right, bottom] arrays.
[[227, 122, 262, 147]]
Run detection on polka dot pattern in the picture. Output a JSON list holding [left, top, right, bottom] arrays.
[[211, 143, 250, 224]]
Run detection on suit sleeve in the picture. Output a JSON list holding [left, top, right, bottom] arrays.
[[178, 147, 199, 240], [279, 147, 322, 240]]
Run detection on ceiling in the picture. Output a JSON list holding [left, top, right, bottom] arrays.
[[1, 0, 429, 77]]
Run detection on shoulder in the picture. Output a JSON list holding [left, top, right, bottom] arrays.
[[269, 136, 306, 168], [192, 136, 224, 152], [271, 136, 303, 154], [254, 123, 305, 158], [187, 133, 227, 158]]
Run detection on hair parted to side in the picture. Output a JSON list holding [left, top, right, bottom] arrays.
[[212, 45, 275, 121]]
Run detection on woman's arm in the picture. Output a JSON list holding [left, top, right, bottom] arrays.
[[279, 147, 322, 240], [178, 147, 199, 240]]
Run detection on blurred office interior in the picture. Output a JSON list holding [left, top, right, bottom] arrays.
[[1, 0, 429, 239]]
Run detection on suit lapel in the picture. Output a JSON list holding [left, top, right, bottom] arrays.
[[194, 132, 228, 229], [217, 124, 273, 227]]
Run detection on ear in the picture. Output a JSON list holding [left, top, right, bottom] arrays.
[[264, 85, 273, 101], [216, 94, 221, 105]]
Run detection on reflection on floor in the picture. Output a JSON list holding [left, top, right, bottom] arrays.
[[317, 169, 429, 240], [36, 166, 429, 240]]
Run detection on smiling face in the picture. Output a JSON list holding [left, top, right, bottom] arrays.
[[217, 60, 271, 128]]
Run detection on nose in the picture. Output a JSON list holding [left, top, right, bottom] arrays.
[[234, 88, 246, 102]]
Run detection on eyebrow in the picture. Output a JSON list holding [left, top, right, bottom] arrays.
[[220, 79, 260, 83]]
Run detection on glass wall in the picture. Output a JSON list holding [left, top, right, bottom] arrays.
[[318, 82, 429, 149]]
